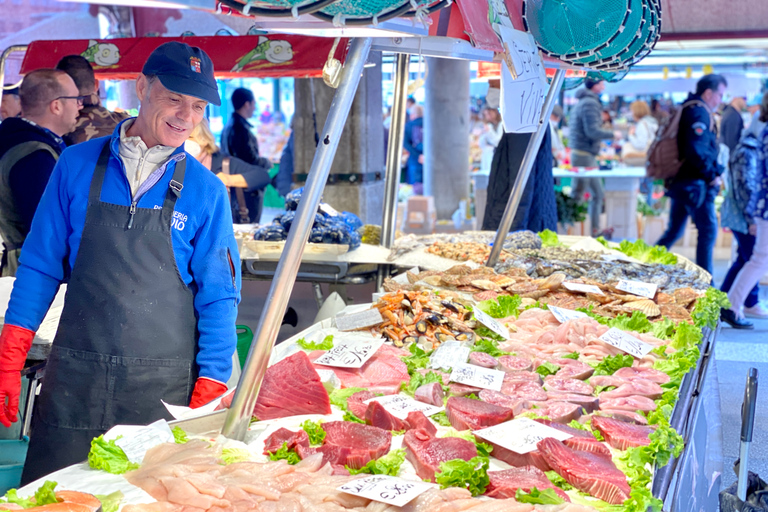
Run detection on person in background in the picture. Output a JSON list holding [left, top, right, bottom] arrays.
[[720, 113, 767, 328], [221, 87, 264, 222], [722, 91, 768, 328], [0, 69, 81, 276], [719, 96, 747, 154], [276, 130, 294, 198], [569, 79, 614, 236], [55, 55, 130, 146], [478, 106, 503, 174], [655, 74, 728, 278], [601, 109, 614, 130], [406, 96, 416, 116], [187, 119, 275, 224], [403, 104, 424, 194], [625, 101, 660, 197], [1, 86, 21, 121], [651, 98, 670, 126], [550, 104, 566, 166]]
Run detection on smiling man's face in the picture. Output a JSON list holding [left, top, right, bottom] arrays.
[[134, 74, 207, 148]]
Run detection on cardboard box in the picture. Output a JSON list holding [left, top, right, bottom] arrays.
[[403, 196, 436, 235]]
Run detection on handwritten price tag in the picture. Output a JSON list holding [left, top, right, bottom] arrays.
[[473, 417, 572, 454], [616, 280, 658, 299], [450, 363, 504, 391], [598, 327, 654, 358], [114, 419, 175, 463], [498, 26, 547, 133], [364, 395, 443, 420], [338, 476, 435, 507], [563, 282, 604, 295], [473, 308, 510, 340], [314, 338, 384, 368], [548, 305, 589, 324], [429, 340, 470, 371], [319, 203, 341, 217], [335, 308, 384, 331]]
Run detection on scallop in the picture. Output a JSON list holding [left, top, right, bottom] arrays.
[[623, 299, 661, 317]]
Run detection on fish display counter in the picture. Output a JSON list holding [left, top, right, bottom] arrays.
[[8, 232, 725, 512]]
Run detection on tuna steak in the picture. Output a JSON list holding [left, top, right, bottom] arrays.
[[365, 400, 406, 431], [263, 428, 310, 455], [485, 467, 571, 502], [554, 359, 594, 380], [497, 355, 533, 373], [250, 351, 332, 420], [537, 438, 631, 504], [404, 411, 437, 436], [445, 397, 514, 431], [415, 382, 444, 407], [348, 390, 378, 419], [592, 416, 654, 450], [469, 352, 498, 368], [319, 421, 391, 469], [478, 389, 529, 415], [316, 344, 409, 395], [403, 428, 477, 482], [524, 401, 583, 424]]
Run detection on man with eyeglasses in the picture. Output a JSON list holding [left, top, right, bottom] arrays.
[[0, 68, 82, 276]]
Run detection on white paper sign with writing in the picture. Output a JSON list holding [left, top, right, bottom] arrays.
[[338, 476, 435, 507], [599, 327, 654, 358], [473, 308, 510, 340], [319, 203, 341, 217], [335, 308, 384, 331], [548, 305, 589, 324], [314, 338, 384, 368], [450, 363, 504, 391], [364, 395, 443, 420], [473, 417, 572, 454], [616, 279, 658, 299], [563, 282, 604, 295], [499, 26, 547, 133], [429, 340, 470, 371], [114, 419, 175, 464]]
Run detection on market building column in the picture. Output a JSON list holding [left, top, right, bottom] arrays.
[[424, 57, 470, 220], [293, 52, 384, 224]]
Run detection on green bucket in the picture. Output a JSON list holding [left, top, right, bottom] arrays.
[[0, 437, 28, 495], [236, 325, 254, 369]]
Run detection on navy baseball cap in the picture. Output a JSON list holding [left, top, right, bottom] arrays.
[[142, 42, 220, 106]]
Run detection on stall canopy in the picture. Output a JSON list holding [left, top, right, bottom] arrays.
[[19, 34, 348, 80]]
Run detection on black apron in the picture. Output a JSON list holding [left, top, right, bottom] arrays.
[[22, 143, 198, 484]]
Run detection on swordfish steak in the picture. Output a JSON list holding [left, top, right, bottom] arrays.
[[314, 344, 409, 395], [592, 416, 654, 450]]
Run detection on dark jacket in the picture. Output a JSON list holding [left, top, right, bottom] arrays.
[[747, 126, 768, 221], [721, 133, 759, 234], [676, 93, 723, 184], [402, 117, 424, 184], [482, 128, 557, 233], [221, 112, 260, 164], [0, 117, 65, 238], [719, 104, 744, 154], [275, 132, 294, 197], [569, 88, 614, 156], [63, 101, 130, 146], [211, 152, 273, 224]]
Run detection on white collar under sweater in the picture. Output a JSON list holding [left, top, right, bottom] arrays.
[[119, 119, 177, 196]]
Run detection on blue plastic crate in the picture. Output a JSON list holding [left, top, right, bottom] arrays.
[[0, 437, 28, 495]]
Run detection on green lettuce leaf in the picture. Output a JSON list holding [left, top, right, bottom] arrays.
[[297, 334, 334, 351], [616, 239, 678, 265], [88, 435, 140, 474], [435, 456, 490, 496], [172, 426, 188, 444], [535, 361, 561, 377], [329, 387, 367, 411], [268, 442, 300, 465], [431, 411, 452, 427], [343, 411, 366, 424], [592, 354, 634, 376], [301, 420, 326, 445], [401, 344, 432, 374], [691, 288, 730, 329], [2, 481, 59, 509], [95, 491, 124, 512], [221, 448, 252, 465], [470, 338, 509, 357], [404, 371, 445, 397], [1, 490, 34, 509], [514, 487, 565, 505], [347, 449, 406, 476], [539, 230, 562, 247], [561, 352, 580, 360], [476, 295, 522, 319], [545, 471, 574, 490]]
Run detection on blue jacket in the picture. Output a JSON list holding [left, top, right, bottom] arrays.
[[675, 93, 723, 184], [6, 120, 241, 384], [721, 133, 760, 234]]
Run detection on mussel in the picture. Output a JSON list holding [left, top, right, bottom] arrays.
[[441, 300, 460, 314], [435, 332, 456, 343], [415, 320, 428, 334], [401, 298, 413, 313], [399, 336, 416, 348], [456, 332, 475, 342]]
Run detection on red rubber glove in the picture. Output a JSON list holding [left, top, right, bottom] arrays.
[[189, 377, 228, 409], [0, 324, 34, 427]]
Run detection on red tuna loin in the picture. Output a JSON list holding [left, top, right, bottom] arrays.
[[252, 351, 332, 420], [316, 344, 409, 394], [365, 400, 406, 431], [592, 416, 654, 450], [404, 411, 437, 436], [537, 438, 631, 504], [263, 428, 310, 455], [485, 467, 571, 502], [348, 390, 378, 419], [544, 376, 593, 396], [415, 382, 444, 407], [403, 428, 477, 482], [469, 352, 498, 368], [445, 397, 514, 431], [319, 421, 391, 469]]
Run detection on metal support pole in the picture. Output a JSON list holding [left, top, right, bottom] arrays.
[[376, 52, 411, 291], [0, 45, 28, 94], [486, 69, 566, 268], [222, 37, 373, 441]]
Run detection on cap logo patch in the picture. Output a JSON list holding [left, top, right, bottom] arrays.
[[190, 56, 202, 73]]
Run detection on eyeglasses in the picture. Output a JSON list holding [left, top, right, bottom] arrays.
[[53, 95, 87, 106]]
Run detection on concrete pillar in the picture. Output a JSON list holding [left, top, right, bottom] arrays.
[[424, 57, 470, 220], [293, 52, 384, 225]]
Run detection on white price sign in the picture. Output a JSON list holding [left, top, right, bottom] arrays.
[[498, 26, 547, 133], [335, 308, 384, 331], [450, 363, 504, 392], [114, 419, 174, 464], [599, 327, 654, 358], [473, 417, 572, 454], [338, 476, 435, 507], [563, 282, 604, 295], [473, 308, 510, 340], [364, 395, 443, 420], [314, 338, 384, 368], [319, 202, 341, 217], [429, 340, 470, 371], [548, 305, 589, 324], [616, 279, 658, 299]]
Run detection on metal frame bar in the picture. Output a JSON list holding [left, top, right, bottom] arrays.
[[0, 45, 27, 93], [376, 52, 411, 290], [222, 37, 373, 440], [485, 69, 567, 268]]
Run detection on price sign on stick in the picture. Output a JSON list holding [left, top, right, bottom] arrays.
[[616, 279, 658, 299], [314, 338, 384, 368], [450, 363, 504, 391], [498, 26, 547, 133], [338, 476, 435, 507], [599, 328, 654, 358]]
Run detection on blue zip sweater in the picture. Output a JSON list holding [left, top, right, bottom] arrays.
[[6, 120, 241, 384]]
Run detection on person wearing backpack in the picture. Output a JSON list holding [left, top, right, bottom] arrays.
[[653, 74, 728, 277], [0, 69, 81, 276]]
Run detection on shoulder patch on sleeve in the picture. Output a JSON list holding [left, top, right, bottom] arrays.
[[692, 122, 707, 136]]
